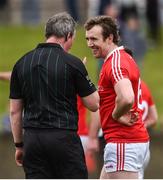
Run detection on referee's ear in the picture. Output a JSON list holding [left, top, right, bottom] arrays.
[[65, 32, 73, 42]]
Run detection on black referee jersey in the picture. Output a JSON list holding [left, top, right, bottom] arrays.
[[10, 43, 96, 130]]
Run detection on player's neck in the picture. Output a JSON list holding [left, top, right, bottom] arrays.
[[108, 44, 118, 55], [104, 44, 118, 61]]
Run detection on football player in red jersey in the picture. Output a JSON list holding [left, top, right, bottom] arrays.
[[141, 80, 158, 128], [87, 80, 158, 179], [85, 16, 149, 179], [138, 80, 158, 178], [77, 96, 97, 176]]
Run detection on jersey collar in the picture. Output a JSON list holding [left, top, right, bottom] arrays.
[[104, 46, 124, 62], [36, 43, 63, 50]]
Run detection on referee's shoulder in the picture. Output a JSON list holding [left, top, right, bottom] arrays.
[[13, 49, 35, 67], [63, 51, 84, 66]]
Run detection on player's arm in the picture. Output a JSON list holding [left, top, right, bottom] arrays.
[[87, 110, 101, 152], [144, 104, 158, 128], [81, 91, 99, 112], [0, 72, 11, 81], [112, 78, 135, 124], [76, 57, 99, 112]]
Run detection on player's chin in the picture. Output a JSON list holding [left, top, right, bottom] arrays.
[[93, 53, 100, 58], [92, 49, 100, 57]]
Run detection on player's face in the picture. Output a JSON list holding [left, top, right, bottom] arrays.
[[86, 25, 110, 58]]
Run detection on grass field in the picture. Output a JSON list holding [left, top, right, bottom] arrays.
[[0, 25, 163, 131]]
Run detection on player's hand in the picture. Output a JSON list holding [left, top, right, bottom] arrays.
[[117, 111, 139, 126], [87, 137, 99, 153], [82, 57, 87, 65], [15, 147, 23, 166]]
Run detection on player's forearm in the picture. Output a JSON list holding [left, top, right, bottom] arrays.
[[89, 110, 101, 138], [112, 96, 134, 120], [144, 118, 157, 128], [144, 105, 158, 128], [113, 79, 134, 120], [82, 91, 100, 112], [87, 111, 100, 152]]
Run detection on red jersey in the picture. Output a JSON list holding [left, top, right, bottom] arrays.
[[98, 46, 149, 143], [141, 80, 154, 121], [77, 96, 88, 135]]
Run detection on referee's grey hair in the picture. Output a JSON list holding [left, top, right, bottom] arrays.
[[45, 12, 76, 40]]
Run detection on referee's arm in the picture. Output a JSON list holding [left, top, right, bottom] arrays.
[[10, 99, 24, 144]]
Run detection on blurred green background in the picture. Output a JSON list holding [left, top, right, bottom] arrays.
[[0, 25, 163, 130], [0, 25, 163, 178]]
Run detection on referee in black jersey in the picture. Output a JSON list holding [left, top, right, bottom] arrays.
[[9, 12, 99, 179]]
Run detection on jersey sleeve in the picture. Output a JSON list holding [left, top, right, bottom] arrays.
[[142, 81, 154, 106], [9, 63, 22, 99], [109, 54, 130, 86], [74, 60, 96, 97]]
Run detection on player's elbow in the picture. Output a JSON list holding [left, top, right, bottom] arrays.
[[152, 112, 158, 127], [148, 105, 158, 127], [85, 97, 100, 112], [88, 103, 99, 112], [152, 120, 157, 127], [127, 96, 134, 107]]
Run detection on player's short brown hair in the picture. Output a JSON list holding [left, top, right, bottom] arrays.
[[84, 16, 120, 44]]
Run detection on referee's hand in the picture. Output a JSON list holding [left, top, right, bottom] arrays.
[[15, 148, 23, 166], [82, 57, 87, 65]]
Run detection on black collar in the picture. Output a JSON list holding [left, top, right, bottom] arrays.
[[36, 43, 63, 50]]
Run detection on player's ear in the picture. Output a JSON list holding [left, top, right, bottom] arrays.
[[106, 34, 113, 44], [108, 34, 113, 41]]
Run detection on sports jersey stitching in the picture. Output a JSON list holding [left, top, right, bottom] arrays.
[[112, 51, 123, 82], [46, 48, 52, 121], [105, 46, 124, 62], [117, 50, 123, 79], [64, 64, 69, 128], [120, 143, 124, 170], [114, 50, 123, 81], [22, 56, 26, 95], [122, 143, 125, 170], [55, 54, 60, 127], [111, 52, 118, 82], [117, 143, 125, 171], [38, 48, 44, 107], [116, 143, 119, 171], [114, 51, 120, 81], [30, 50, 37, 120], [117, 143, 122, 171], [120, 143, 122, 170]]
